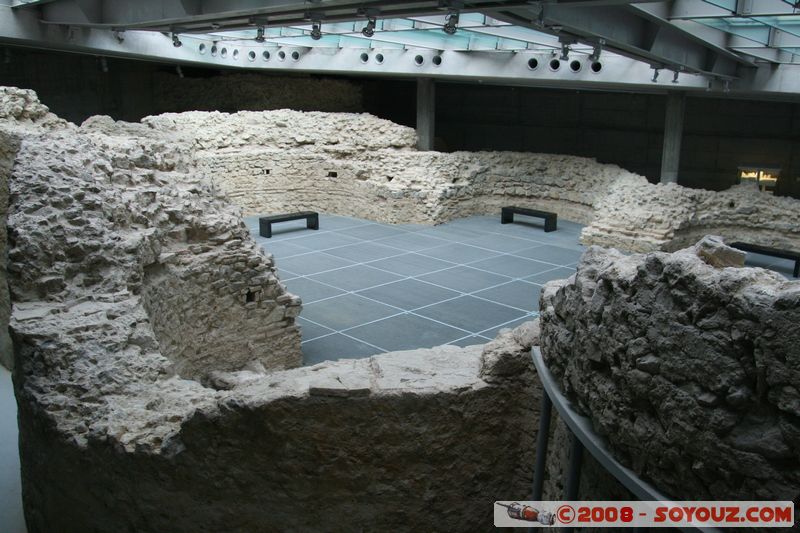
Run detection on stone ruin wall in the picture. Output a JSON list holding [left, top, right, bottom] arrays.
[[8, 86, 798, 528], [4, 87, 578, 531], [583, 178, 800, 252], [0, 130, 16, 369], [126, 107, 800, 253], [3, 86, 303, 378], [539, 237, 800, 504]]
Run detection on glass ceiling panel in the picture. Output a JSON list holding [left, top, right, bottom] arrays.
[[191, 14, 557, 52]]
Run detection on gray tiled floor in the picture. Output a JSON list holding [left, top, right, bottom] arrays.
[[245, 213, 587, 365]]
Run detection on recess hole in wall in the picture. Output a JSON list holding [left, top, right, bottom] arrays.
[[245, 290, 258, 303], [527, 58, 538, 70], [327, 171, 338, 178], [570, 60, 581, 72], [211, 45, 218, 56], [360, 53, 369, 63], [263, 51, 271, 61], [263, 169, 271, 175], [278, 50, 286, 60], [414, 55, 424, 65], [375, 53, 384, 64], [728, 200, 736, 208], [199, 43, 207, 54], [549, 58, 561, 71], [386, 176, 394, 182], [432, 55, 442, 66], [591, 61, 602, 73], [221, 48, 228, 58], [248, 50, 256, 61]]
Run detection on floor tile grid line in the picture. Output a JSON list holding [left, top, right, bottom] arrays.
[[267, 229, 457, 260], [448, 334, 494, 345], [262, 213, 585, 248], [273, 233, 580, 273], [284, 258, 569, 313], [272, 236, 576, 287], [296, 271, 545, 343], [300, 306, 538, 350], [298, 306, 474, 345], [296, 277, 539, 344], [279, 251, 570, 305], [299, 326, 393, 355], [334, 331, 391, 355], [473, 312, 540, 338], [260, 214, 584, 257], [287, 256, 557, 314]]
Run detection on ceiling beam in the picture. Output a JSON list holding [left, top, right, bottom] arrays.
[[493, 3, 749, 78]]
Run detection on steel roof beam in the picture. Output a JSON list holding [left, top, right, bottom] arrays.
[[494, 3, 747, 77], [2, 2, 800, 98], [30, 0, 525, 31], [667, 0, 800, 18]]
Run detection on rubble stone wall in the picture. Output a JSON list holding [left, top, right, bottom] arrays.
[[18, 331, 541, 533], [582, 178, 800, 252], [0, 130, 17, 369], [134, 108, 800, 252], [539, 237, 800, 502], [5, 87, 565, 531]]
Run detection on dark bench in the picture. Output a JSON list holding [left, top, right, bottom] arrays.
[[729, 241, 799, 278], [259, 211, 319, 238], [501, 206, 557, 232]]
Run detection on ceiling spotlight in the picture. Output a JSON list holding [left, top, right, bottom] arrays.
[[172, 32, 182, 47], [255, 26, 265, 42], [112, 28, 125, 43], [651, 68, 660, 82], [362, 17, 376, 37], [443, 11, 459, 35], [310, 21, 322, 40], [210, 23, 221, 30], [559, 43, 570, 61], [672, 70, 680, 83], [589, 44, 602, 62]]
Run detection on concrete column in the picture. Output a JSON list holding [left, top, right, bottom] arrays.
[[416, 78, 435, 151], [660, 91, 686, 184]]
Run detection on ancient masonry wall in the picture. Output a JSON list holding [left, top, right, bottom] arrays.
[[4, 86, 303, 381], [539, 237, 800, 502], [17, 329, 543, 532], [0, 131, 16, 369], [7, 88, 588, 530], [130, 108, 800, 253], [582, 178, 800, 252]]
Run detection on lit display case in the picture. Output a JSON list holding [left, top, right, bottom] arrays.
[[738, 166, 780, 194]]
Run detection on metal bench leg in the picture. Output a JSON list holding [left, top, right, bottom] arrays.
[[501, 209, 513, 224], [532, 393, 552, 501], [794, 259, 799, 278], [259, 220, 272, 238], [544, 216, 557, 232], [307, 214, 319, 231]]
